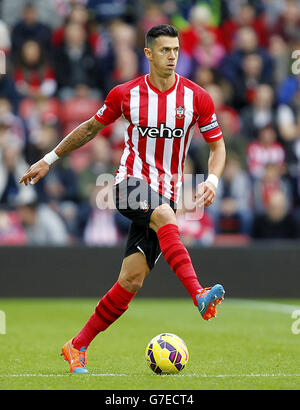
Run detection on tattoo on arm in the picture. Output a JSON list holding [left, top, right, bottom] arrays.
[[54, 117, 105, 157]]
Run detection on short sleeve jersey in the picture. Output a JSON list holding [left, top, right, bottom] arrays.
[[94, 73, 223, 203]]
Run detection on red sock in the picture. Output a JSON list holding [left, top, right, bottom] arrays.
[[157, 224, 202, 305], [72, 281, 136, 350]]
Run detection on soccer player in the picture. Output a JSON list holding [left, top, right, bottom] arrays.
[[20, 25, 226, 374]]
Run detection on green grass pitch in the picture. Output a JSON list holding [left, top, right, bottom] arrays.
[[0, 298, 299, 390]]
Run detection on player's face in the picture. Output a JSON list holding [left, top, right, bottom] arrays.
[[145, 36, 179, 77]]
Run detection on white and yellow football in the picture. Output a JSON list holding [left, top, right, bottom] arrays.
[[145, 333, 189, 374]]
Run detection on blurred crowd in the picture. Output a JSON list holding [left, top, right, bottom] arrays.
[[0, 0, 300, 247]]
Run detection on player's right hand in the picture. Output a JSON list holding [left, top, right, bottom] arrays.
[[19, 159, 50, 186]]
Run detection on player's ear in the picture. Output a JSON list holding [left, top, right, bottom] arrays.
[[144, 47, 152, 61]]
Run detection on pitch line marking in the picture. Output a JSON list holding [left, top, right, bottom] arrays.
[[0, 373, 300, 378], [226, 299, 300, 315]]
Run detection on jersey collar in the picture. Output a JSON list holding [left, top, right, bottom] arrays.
[[145, 73, 179, 96]]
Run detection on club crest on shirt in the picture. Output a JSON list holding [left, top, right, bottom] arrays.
[[175, 105, 185, 119]]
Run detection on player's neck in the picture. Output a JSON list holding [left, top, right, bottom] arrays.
[[148, 70, 176, 93]]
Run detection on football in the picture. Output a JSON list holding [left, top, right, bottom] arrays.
[[145, 333, 189, 374]]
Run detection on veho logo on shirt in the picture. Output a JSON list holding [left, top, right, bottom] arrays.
[[137, 123, 184, 139]]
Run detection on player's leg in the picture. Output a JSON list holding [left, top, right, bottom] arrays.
[[72, 251, 149, 349], [118, 251, 150, 292], [62, 251, 150, 373], [150, 203, 224, 320], [149, 203, 201, 305]]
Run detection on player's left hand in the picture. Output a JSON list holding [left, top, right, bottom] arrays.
[[195, 181, 216, 207]]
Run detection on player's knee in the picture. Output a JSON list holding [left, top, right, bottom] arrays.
[[119, 267, 149, 293], [120, 275, 144, 293], [150, 203, 177, 232]]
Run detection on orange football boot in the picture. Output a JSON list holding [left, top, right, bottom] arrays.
[[196, 284, 225, 320], [61, 339, 88, 374]]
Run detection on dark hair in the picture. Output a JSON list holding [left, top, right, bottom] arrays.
[[145, 24, 179, 48]]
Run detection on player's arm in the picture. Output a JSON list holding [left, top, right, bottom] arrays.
[[19, 117, 105, 186], [195, 88, 226, 207], [196, 138, 226, 207], [204, 138, 226, 205]]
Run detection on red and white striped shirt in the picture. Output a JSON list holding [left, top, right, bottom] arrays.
[[94, 73, 223, 203]]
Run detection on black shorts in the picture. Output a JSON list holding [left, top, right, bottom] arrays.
[[113, 177, 176, 271]]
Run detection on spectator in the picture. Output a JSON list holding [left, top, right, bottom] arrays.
[[190, 85, 246, 173], [53, 21, 101, 99], [86, 0, 138, 24], [137, 3, 169, 47], [252, 189, 298, 239], [271, 0, 300, 45], [205, 83, 240, 136], [268, 34, 290, 86], [0, 210, 27, 245], [25, 121, 61, 167], [108, 21, 141, 86], [52, 3, 98, 52], [246, 124, 285, 179], [180, 4, 221, 57], [287, 113, 300, 203], [209, 153, 253, 235], [42, 160, 79, 205], [176, 179, 215, 247], [22, 122, 79, 206], [83, 185, 120, 246], [232, 52, 272, 108], [17, 198, 69, 245], [192, 26, 226, 70], [11, 2, 52, 60], [13, 39, 57, 98], [221, 26, 274, 94], [217, 110, 247, 168], [0, 98, 26, 148], [0, 75, 22, 114], [240, 84, 277, 140], [177, 210, 215, 247], [277, 73, 300, 106], [78, 136, 114, 202], [277, 102, 298, 143], [253, 162, 293, 214], [2, 0, 62, 29], [60, 84, 101, 136], [219, 2, 270, 52], [262, 0, 285, 30], [0, 137, 36, 209], [193, 66, 219, 90]]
